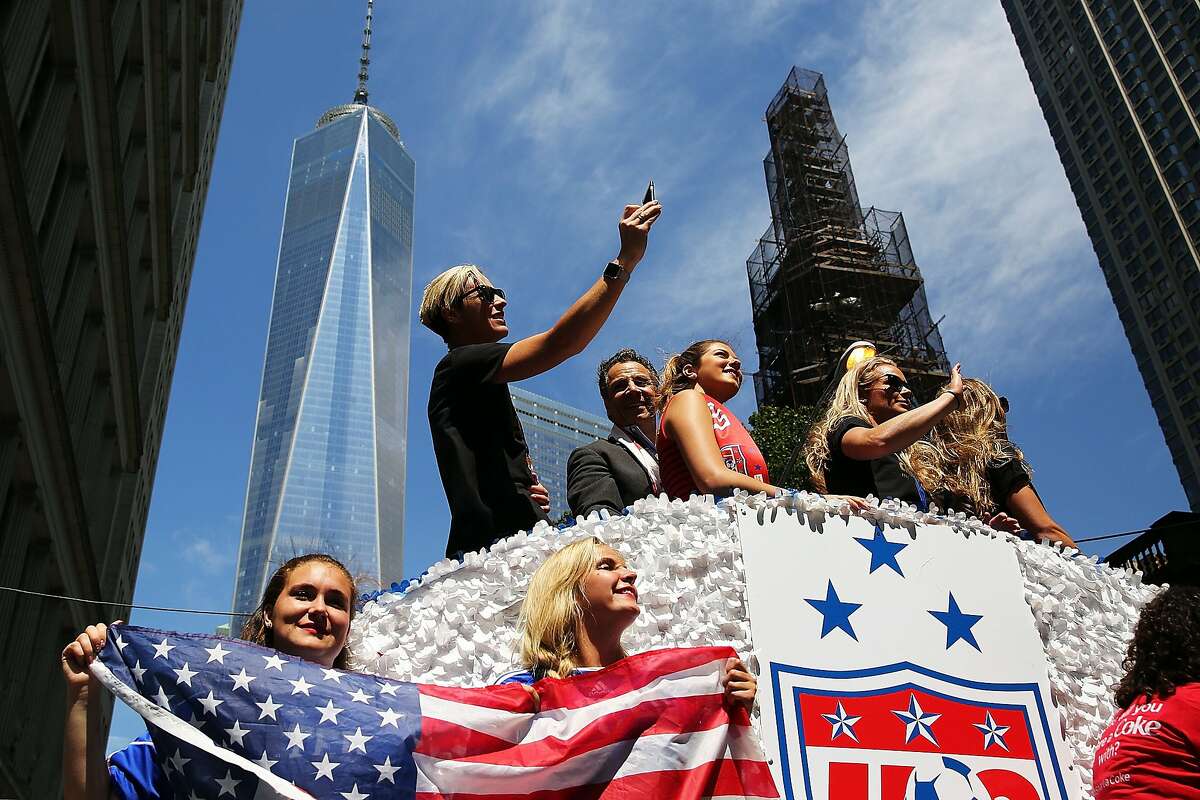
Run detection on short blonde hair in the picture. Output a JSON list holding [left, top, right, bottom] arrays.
[[419, 264, 492, 340], [516, 537, 628, 680]]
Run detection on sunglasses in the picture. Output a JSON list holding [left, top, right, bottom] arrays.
[[874, 374, 911, 394], [456, 284, 506, 307]]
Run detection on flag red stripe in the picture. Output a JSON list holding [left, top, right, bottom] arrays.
[[534, 647, 737, 712], [419, 681, 536, 712], [414, 757, 779, 799], [416, 716, 531, 759], [421, 694, 733, 765]]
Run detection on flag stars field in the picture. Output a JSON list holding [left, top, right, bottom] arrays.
[[373, 755, 400, 783], [312, 752, 340, 781], [255, 694, 282, 720], [288, 674, 314, 695], [317, 699, 345, 724], [229, 667, 255, 691]]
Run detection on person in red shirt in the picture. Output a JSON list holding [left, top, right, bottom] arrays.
[[655, 339, 779, 500], [1093, 584, 1200, 799]]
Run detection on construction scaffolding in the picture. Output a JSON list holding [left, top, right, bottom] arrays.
[[747, 67, 949, 409]]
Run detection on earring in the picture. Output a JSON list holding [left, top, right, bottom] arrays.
[[264, 619, 273, 629]]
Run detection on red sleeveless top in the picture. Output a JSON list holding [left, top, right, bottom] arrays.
[[656, 392, 769, 500]]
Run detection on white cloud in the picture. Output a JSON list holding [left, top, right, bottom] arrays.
[[824, 0, 1113, 373], [464, 0, 618, 150], [177, 524, 237, 574]]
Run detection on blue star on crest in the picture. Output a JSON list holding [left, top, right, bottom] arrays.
[[804, 580, 863, 641], [853, 524, 908, 576], [893, 693, 941, 745], [820, 701, 862, 742], [928, 592, 984, 651], [973, 710, 1011, 751]]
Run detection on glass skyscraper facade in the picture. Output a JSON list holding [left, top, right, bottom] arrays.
[[231, 102, 414, 615], [511, 387, 611, 522], [1001, 1, 1200, 509]]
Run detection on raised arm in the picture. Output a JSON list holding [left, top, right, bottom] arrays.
[[493, 202, 661, 384], [841, 363, 964, 460], [664, 391, 780, 496], [62, 623, 114, 800]]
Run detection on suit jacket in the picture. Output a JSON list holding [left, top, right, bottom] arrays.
[[567, 436, 656, 518]]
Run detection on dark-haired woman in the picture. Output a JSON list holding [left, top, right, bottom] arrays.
[[655, 339, 781, 500], [61, 554, 356, 800], [1092, 585, 1200, 798]]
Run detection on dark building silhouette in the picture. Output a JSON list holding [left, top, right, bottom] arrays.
[[0, 2, 241, 796], [1105, 510, 1200, 585], [1001, 1, 1200, 510], [746, 67, 949, 411]]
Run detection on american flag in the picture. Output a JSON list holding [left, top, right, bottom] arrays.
[[94, 624, 779, 799]]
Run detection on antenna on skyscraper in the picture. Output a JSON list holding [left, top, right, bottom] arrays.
[[352, 0, 373, 105]]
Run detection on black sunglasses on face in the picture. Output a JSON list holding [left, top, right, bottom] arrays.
[[456, 284, 505, 307], [875, 374, 910, 394]]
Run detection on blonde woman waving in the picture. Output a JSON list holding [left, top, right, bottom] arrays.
[[806, 357, 964, 509]]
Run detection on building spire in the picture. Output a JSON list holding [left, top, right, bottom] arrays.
[[352, 0, 373, 105]]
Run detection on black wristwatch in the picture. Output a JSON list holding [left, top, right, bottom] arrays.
[[603, 260, 629, 283]]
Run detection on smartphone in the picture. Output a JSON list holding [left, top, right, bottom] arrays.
[[643, 180, 656, 204]]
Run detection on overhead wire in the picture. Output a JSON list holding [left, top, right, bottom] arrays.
[[0, 585, 251, 616]]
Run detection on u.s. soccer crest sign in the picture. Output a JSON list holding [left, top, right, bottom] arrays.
[[736, 505, 1081, 800]]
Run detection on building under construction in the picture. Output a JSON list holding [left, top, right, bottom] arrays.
[[747, 68, 949, 409]]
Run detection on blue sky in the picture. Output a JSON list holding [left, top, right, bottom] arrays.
[[107, 0, 1187, 745]]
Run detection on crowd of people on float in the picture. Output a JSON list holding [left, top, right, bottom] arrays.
[[417, 198, 1075, 554], [62, 196, 1192, 798]]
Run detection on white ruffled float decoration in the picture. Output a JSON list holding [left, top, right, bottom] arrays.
[[349, 494, 1157, 798]]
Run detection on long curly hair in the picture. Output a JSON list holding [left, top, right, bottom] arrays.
[[907, 378, 1029, 516], [804, 356, 913, 493], [516, 537, 629, 680], [1114, 585, 1200, 709], [239, 553, 357, 670], [656, 339, 728, 412]]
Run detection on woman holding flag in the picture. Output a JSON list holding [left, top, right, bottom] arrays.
[[60, 553, 357, 800], [496, 536, 757, 713]]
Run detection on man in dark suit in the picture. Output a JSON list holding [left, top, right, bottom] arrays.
[[567, 349, 661, 517]]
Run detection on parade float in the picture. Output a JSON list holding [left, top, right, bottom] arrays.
[[349, 493, 1158, 800]]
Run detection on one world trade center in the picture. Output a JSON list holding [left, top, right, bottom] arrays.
[[231, 2, 413, 618]]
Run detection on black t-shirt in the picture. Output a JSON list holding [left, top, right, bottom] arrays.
[[939, 442, 1033, 517], [428, 342, 547, 557], [825, 416, 923, 506]]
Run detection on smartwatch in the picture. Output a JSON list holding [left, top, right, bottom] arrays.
[[603, 260, 629, 283]]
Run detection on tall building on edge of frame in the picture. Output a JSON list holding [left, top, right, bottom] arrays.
[[0, 2, 242, 796], [746, 67, 949, 413], [231, 2, 415, 616], [1001, 0, 1200, 509]]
